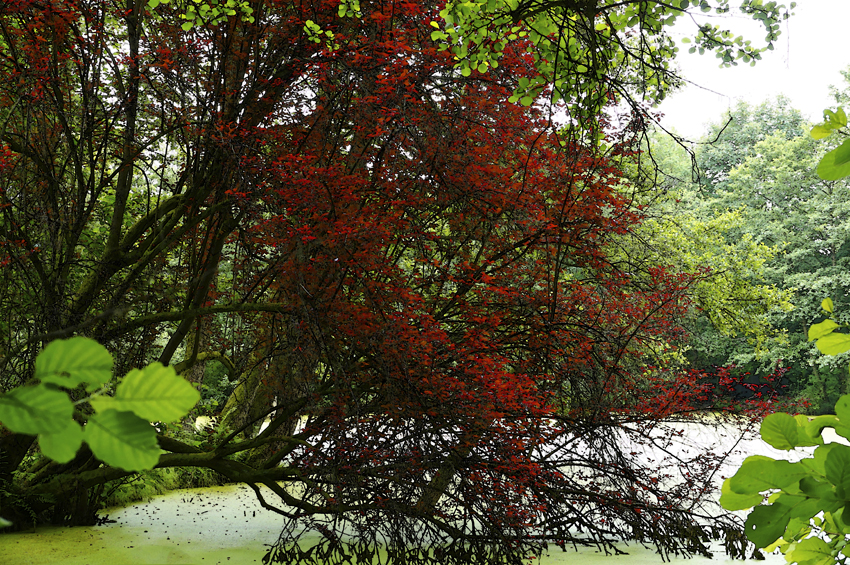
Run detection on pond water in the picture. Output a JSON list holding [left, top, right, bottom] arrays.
[[2, 418, 834, 565]]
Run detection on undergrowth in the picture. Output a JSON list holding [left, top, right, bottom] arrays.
[[101, 466, 230, 509]]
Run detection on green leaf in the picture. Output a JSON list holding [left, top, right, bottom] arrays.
[[784, 516, 814, 543], [817, 139, 850, 181], [825, 444, 850, 499], [729, 455, 809, 494], [719, 477, 763, 511], [808, 319, 839, 341], [744, 502, 791, 548], [815, 332, 850, 355], [792, 414, 823, 446], [810, 125, 834, 140], [745, 495, 826, 548], [822, 507, 850, 535], [90, 363, 199, 423], [834, 395, 850, 424], [39, 422, 83, 463], [824, 107, 848, 127], [760, 412, 799, 450], [801, 444, 841, 477], [148, 0, 161, 8], [798, 476, 836, 501], [805, 415, 841, 440], [785, 537, 834, 565], [763, 538, 789, 554], [0, 386, 73, 435], [35, 337, 113, 392], [822, 298, 834, 313], [84, 410, 160, 471]]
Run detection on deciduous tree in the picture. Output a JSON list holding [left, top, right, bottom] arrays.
[[0, 0, 794, 562]]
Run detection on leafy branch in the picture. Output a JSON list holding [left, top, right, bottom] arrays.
[[0, 337, 198, 477]]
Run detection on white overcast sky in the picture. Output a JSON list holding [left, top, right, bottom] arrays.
[[656, 0, 850, 139]]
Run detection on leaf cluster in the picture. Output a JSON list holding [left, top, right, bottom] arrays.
[[720, 404, 850, 564], [147, 0, 255, 31], [427, 0, 794, 120], [811, 107, 850, 180], [0, 337, 198, 473], [0, 0, 796, 556], [723, 303, 850, 564]]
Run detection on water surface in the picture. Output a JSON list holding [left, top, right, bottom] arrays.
[[4, 417, 827, 564]]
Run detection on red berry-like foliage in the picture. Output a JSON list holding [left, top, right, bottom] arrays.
[[0, 0, 787, 561]]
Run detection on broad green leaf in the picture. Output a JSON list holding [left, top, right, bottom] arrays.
[[822, 298, 834, 313], [817, 139, 850, 181], [804, 414, 839, 441], [90, 363, 199, 423], [762, 538, 789, 554], [834, 394, 850, 423], [785, 537, 833, 565], [791, 414, 823, 446], [810, 124, 834, 140], [0, 386, 73, 434], [729, 456, 809, 494], [745, 495, 826, 548], [744, 501, 792, 548], [816, 332, 850, 355], [825, 107, 848, 127], [719, 477, 763, 511], [35, 337, 113, 391], [39, 422, 83, 463], [84, 410, 160, 471], [822, 507, 850, 535], [825, 444, 850, 499], [798, 476, 837, 502], [760, 412, 799, 450], [808, 319, 839, 342], [783, 516, 813, 543], [804, 443, 845, 477]]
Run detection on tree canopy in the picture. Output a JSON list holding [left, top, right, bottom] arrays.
[[722, 115, 850, 560], [0, 0, 797, 562], [652, 96, 850, 414]]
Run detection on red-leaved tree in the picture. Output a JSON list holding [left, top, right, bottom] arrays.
[[0, 0, 783, 562]]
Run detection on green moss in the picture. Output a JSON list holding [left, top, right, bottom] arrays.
[[102, 466, 230, 509]]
